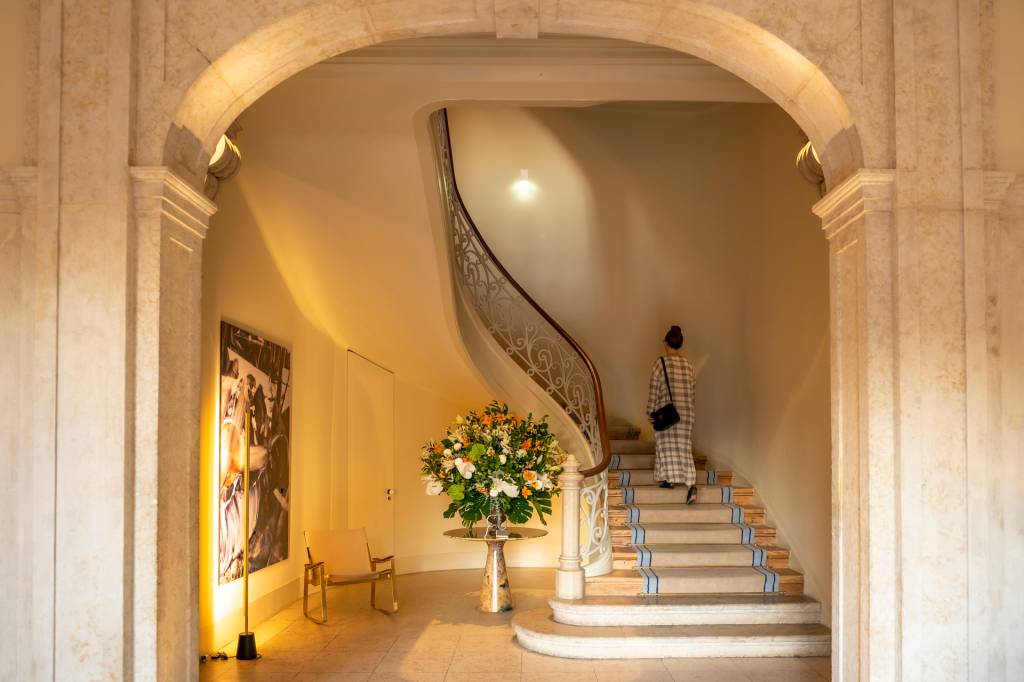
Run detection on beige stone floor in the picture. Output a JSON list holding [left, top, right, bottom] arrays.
[[200, 568, 831, 682]]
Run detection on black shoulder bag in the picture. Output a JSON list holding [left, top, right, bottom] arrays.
[[651, 357, 681, 432]]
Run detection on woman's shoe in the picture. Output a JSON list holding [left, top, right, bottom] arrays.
[[686, 485, 698, 505], [658, 481, 675, 489]]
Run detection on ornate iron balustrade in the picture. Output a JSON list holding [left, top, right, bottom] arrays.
[[430, 109, 611, 574], [431, 109, 611, 475]]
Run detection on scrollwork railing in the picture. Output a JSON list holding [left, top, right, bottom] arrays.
[[430, 109, 611, 577], [430, 109, 611, 476]]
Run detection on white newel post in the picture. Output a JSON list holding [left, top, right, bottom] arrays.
[[556, 454, 585, 600]]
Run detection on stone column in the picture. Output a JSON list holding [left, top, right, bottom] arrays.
[[130, 167, 216, 682], [812, 169, 898, 682], [555, 454, 585, 600]]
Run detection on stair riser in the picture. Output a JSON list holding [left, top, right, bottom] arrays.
[[549, 606, 823, 627], [586, 582, 804, 597], [609, 470, 734, 487], [513, 625, 830, 659], [611, 528, 775, 545], [610, 487, 743, 505], [610, 454, 708, 470]]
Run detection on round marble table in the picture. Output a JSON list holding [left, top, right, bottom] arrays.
[[444, 526, 548, 612]]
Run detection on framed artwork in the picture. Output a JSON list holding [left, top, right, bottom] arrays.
[[218, 321, 292, 584]]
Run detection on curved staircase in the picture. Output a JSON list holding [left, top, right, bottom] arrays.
[[513, 436, 831, 659]]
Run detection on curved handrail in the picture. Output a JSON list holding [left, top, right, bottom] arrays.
[[430, 109, 612, 477]]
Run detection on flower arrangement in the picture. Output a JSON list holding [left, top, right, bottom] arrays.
[[420, 401, 565, 528]]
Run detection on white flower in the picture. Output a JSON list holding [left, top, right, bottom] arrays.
[[516, 449, 526, 457], [441, 459, 456, 471], [455, 415, 464, 424], [443, 448, 452, 457], [424, 479, 444, 495], [453, 442, 462, 451], [489, 477, 519, 498], [499, 454, 507, 465], [454, 457, 476, 479]]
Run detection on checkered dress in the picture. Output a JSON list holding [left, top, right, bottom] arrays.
[[646, 355, 696, 486]]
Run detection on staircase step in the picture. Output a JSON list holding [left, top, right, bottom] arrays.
[[587, 566, 796, 596], [609, 503, 751, 525], [610, 484, 751, 505], [513, 608, 831, 658], [610, 439, 656, 454], [612, 543, 772, 569], [610, 453, 708, 470], [611, 523, 751, 545], [609, 469, 734, 487], [547, 594, 823, 626]]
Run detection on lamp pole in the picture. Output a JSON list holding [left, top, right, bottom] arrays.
[[236, 408, 258, 660]]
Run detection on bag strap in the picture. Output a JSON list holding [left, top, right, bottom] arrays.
[[660, 357, 674, 403]]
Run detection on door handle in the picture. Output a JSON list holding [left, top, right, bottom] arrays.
[[386, 488, 394, 501]]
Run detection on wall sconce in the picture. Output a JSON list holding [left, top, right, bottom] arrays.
[[205, 122, 243, 199], [796, 140, 825, 196], [511, 168, 537, 201]]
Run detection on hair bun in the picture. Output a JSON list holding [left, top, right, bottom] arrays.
[[670, 325, 681, 333]]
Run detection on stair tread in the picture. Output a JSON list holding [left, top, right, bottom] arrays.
[[613, 543, 770, 553], [514, 608, 831, 639], [550, 594, 820, 609]]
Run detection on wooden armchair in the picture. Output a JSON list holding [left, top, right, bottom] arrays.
[[302, 528, 398, 623]]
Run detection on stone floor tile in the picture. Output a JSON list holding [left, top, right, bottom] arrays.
[[368, 673, 446, 682], [293, 674, 371, 682], [730, 657, 825, 681], [591, 659, 672, 682], [447, 648, 523, 673], [662, 657, 751, 682], [521, 651, 596, 673], [522, 672, 597, 682], [373, 648, 455, 673], [444, 673, 521, 682], [301, 650, 388, 674]]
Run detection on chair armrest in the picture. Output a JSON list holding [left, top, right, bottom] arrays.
[[305, 561, 325, 570], [370, 555, 395, 567]]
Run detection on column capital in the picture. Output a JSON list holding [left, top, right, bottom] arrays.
[[130, 166, 217, 241], [812, 169, 896, 240]]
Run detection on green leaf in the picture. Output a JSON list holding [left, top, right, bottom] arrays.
[[447, 483, 465, 501], [468, 443, 486, 460]]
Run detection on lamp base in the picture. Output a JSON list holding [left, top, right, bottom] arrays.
[[236, 632, 258, 660]]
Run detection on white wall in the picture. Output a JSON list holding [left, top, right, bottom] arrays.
[[199, 177, 338, 650], [448, 103, 831, 614], [0, 0, 27, 165]]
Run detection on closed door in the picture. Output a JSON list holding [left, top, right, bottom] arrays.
[[346, 351, 395, 556]]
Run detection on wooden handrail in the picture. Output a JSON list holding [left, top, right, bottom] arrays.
[[436, 109, 612, 477]]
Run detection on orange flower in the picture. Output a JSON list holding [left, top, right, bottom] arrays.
[[523, 470, 538, 481], [481, 415, 493, 426], [522, 487, 532, 498], [433, 443, 443, 454], [521, 439, 533, 451]]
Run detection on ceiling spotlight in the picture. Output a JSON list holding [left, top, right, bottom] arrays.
[[511, 169, 537, 201]]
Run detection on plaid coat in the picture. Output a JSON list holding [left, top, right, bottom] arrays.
[[646, 355, 696, 485]]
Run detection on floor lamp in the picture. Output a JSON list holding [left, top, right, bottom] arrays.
[[237, 408, 258, 660]]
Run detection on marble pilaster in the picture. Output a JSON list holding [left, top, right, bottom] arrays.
[[130, 167, 215, 682]]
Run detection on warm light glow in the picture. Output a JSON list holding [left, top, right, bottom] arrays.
[[511, 168, 538, 201]]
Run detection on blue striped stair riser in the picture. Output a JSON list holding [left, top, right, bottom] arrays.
[[632, 544, 770, 568], [622, 486, 734, 504], [636, 565, 781, 594]]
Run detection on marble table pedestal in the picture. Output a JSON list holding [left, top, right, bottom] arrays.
[[444, 527, 548, 613]]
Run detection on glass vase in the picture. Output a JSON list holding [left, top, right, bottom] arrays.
[[486, 497, 508, 538]]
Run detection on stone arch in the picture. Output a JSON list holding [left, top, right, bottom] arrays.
[[153, 4, 874, 678], [163, 1, 863, 188]]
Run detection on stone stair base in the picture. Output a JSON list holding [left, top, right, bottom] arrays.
[[513, 608, 831, 659]]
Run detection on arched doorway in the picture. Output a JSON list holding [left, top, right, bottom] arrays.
[[140, 5, 888, 681]]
